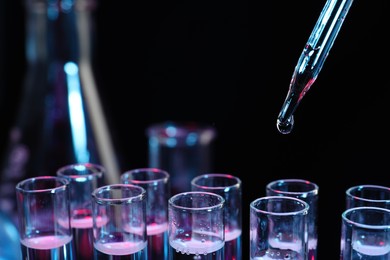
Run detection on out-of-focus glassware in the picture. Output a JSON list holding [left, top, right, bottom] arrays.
[[0, 0, 121, 224], [146, 121, 217, 194], [168, 191, 225, 259], [57, 162, 105, 259], [92, 184, 148, 259], [16, 176, 74, 259], [191, 173, 242, 260], [121, 168, 170, 259]]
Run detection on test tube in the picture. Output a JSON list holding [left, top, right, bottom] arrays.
[[121, 168, 170, 259]]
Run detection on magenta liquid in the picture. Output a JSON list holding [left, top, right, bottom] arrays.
[[61, 211, 108, 260], [71, 215, 94, 260], [20, 235, 74, 259], [308, 238, 317, 260], [169, 235, 225, 260], [224, 229, 242, 260], [147, 222, 169, 259], [94, 240, 147, 260]]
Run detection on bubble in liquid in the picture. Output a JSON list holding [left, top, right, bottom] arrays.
[[277, 115, 294, 134]]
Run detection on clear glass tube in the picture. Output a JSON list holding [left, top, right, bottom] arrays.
[[56, 162, 105, 259], [168, 191, 225, 259], [191, 173, 242, 260], [92, 184, 148, 259], [266, 178, 319, 260], [250, 196, 309, 259], [16, 176, 74, 259], [346, 184, 390, 209], [340, 207, 390, 259], [121, 168, 170, 259]]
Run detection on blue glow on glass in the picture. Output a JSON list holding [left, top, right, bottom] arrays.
[[75, 177, 88, 182], [65, 62, 90, 163], [186, 133, 198, 146], [61, 0, 73, 12], [166, 138, 177, 147], [149, 136, 158, 148], [74, 164, 87, 171], [166, 126, 177, 137], [48, 0, 59, 20]]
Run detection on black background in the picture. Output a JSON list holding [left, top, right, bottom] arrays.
[[1, 0, 390, 259]]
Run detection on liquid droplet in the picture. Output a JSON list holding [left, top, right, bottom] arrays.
[[277, 115, 294, 134]]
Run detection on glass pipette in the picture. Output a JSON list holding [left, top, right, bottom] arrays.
[[276, 0, 355, 134]]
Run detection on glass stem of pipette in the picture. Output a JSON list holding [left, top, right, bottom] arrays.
[[277, 0, 355, 134]]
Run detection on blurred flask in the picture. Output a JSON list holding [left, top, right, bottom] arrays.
[[146, 121, 217, 194], [0, 0, 121, 223]]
